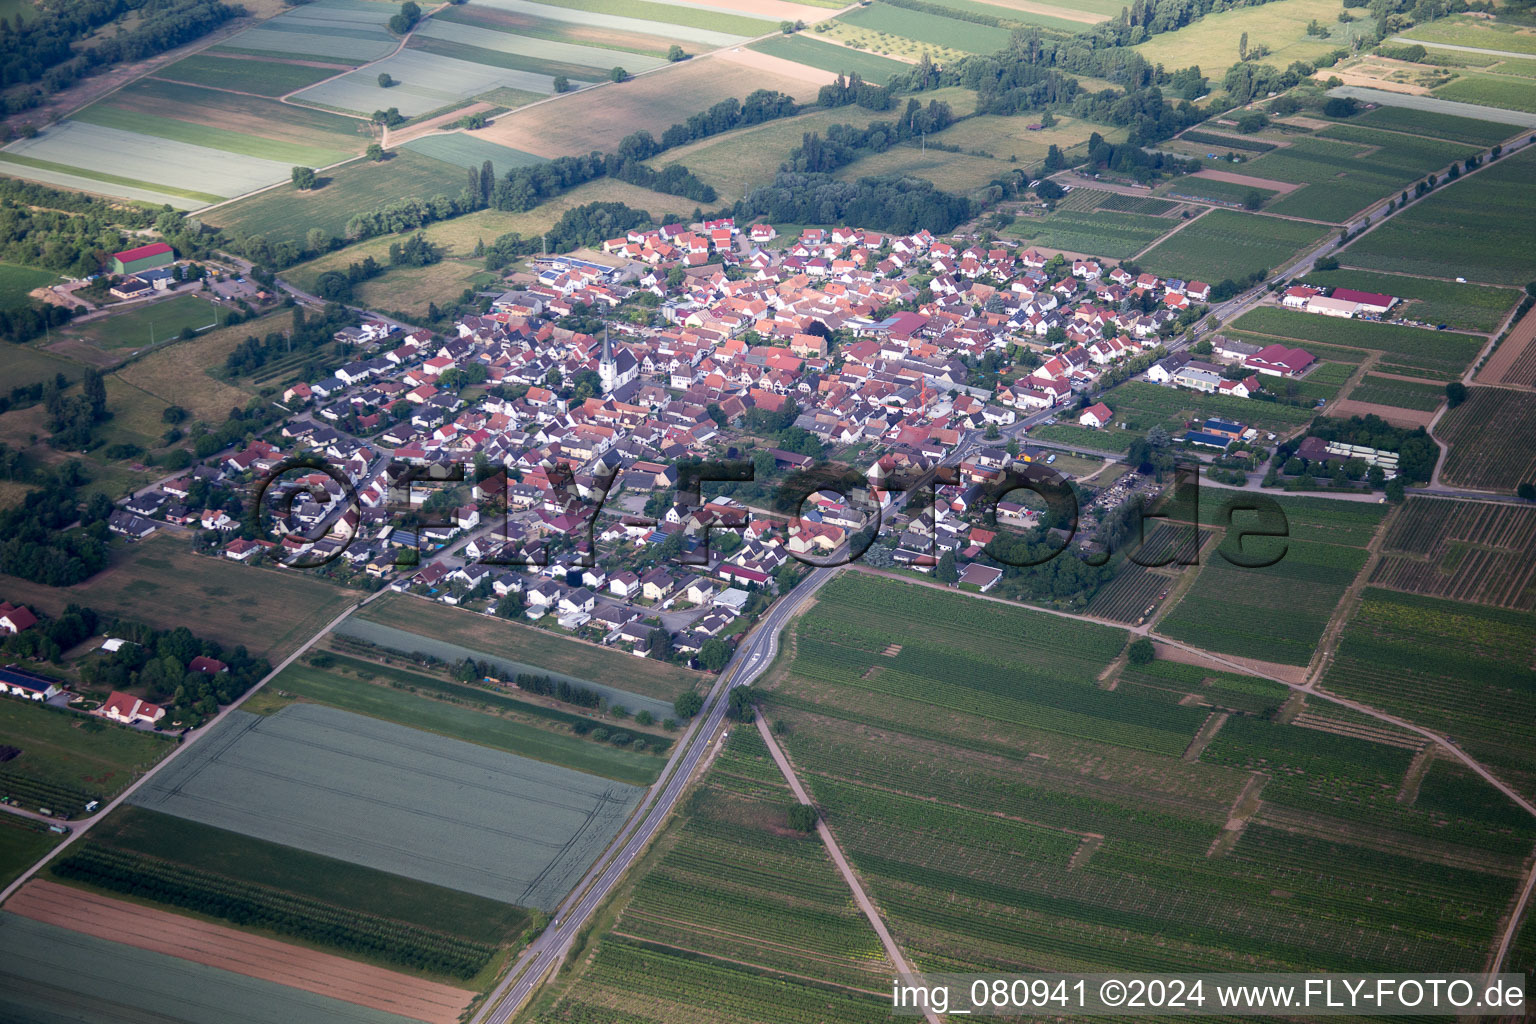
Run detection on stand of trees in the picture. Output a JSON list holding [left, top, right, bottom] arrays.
[[735, 172, 973, 235], [0, 471, 111, 585]]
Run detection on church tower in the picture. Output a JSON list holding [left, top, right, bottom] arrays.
[[599, 325, 617, 395]]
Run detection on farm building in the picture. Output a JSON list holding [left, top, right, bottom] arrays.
[[0, 602, 36, 634], [110, 241, 174, 276], [0, 665, 61, 701]]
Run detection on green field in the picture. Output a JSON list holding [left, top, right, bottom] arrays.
[[1137, 209, 1328, 283], [835, 2, 1018, 52], [0, 263, 58, 306], [357, 591, 701, 703], [0, 914, 426, 1024], [1322, 588, 1536, 799], [750, 32, 913, 84], [1232, 306, 1486, 380], [0, 817, 61, 890], [1346, 103, 1519, 146], [1436, 387, 1536, 493], [131, 703, 642, 909], [1134, 0, 1368, 77], [1163, 175, 1277, 205], [64, 294, 225, 351], [1157, 536, 1369, 666], [532, 0, 774, 35], [1346, 373, 1447, 411], [400, 132, 546, 172], [1009, 209, 1176, 259], [431, 4, 677, 57], [739, 563, 1524, 983], [405, 34, 609, 83], [1339, 147, 1536, 287], [1403, 14, 1536, 56], [202, 150, 463, 247], [1301, 268, 1519, 332], [153, 54, 343, 96], [0, 699, 175, 816], [529, 728, 893, 1023], [267, 655, 664, 785], [1243, 132, 1480, 223], [0, 534, 357, 663], [70, 104, 349, 168]]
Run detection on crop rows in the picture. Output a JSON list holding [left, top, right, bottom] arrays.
[[54, 844, 496, 977], [1373, 498, 1536, 609], [1233, 307, 1484, 378], [1093, 192, 1182, 215], [0, 769, 96, 818], [1085, 561, 1167, 623], [1179, 130, 1277, 153], [1347, 374, 1446, 411], [1436, 387, 1536, 493]]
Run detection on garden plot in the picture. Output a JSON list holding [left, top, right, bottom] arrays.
[[413, 18, 667, 75], [0, 121, 294, 201], [473, 0, 764, 48], [211, 0, 399, 64], [294, 49, 555, 118], [130, 704, 641, 910]]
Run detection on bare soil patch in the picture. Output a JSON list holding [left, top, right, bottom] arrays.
[[1329, 398, 1437, 428], [388, 102, 497, 147], [714, 45, 839, 86], [693, 0, 840, 21], [1479, 312, 1536, 388], [1151, 641, 1309, 686], [1192, 168, 1301, 194], [9, 880, 474, 1024]]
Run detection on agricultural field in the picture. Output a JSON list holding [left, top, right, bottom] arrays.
[[750, 33, 913, 84], [413, 14, 668, 82], [294, 49, 559, 119], [1033, 380, 1316, 455], [1345, 103, 1519, 146], [0, 263, 59, 306], [1434, 71, 1536, 112], [0, 534, 357, 663], [833, 3, 1024, 54], [0, 817, 59, 890], [130, 703, 643, 909], [1134, 0, 1370, 78], [202, 150, 465, 247], [266, 653, 666, 785], [1371, 497, 1536, 611], [0, 699, 175, 817], [1343, 373, 1446, 412], [1085, 524, 1207, 625], [151, 53, 344, 97], [1435, 387, 1536, 492], [467, 50, 833, 160], [1235, 131, 1480, 224], [1299, 268, 1519, 332], [1008, 210, 1176, 259], [1156, 535, 1370, 667], [399, 133, 545, 172], [429, 2, 678, 58], [1233, 306, 1485, 380], [1479, 309, 1536, 387], [110, 310, 287, 421], [71, 92, 354, 168], [357, 591, 701, 703], [209, 0, 399, 64], [61, 293, 226, 354], [1338, 146, 1536, 286], [527, 728, 894, 1024], [1401, 14, 1536, 56], [1161, 174, 1278, 206], [752, 570, 1524, 979], [1137, 209, 1328, 283], [474, 0, 778, 47], [0, 914, 430, 1024], [1321, 587, 1536, 800]]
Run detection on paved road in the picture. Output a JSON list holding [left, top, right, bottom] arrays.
[[472, 564, 838, 1024]]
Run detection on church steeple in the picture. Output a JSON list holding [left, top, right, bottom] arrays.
[[599, 325, 617, 394]]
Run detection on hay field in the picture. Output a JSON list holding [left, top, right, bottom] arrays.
[[130, 704, 643, 909], [0, 913, 425, 1024], [112, 312, 282, 420], [469, 50, 831, 159], [0, 534, 357, 663], [1135, 0, 1370, 79]]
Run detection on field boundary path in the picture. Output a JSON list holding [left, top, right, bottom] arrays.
[[754, 713, 941, 1024]]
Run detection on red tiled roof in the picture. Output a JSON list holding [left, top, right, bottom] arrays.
[[112, 241, 172, 263]]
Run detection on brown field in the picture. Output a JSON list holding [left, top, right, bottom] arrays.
[[0, 533, 357, 662], [387, 102, 497, 147], [1318, 60, 1431, 95], [112, 314, 279, 421], [437, 5, 680, 56], [7, 880, 473, 1024], [470, 52, 830, 159], [1192, 168, 1302, 194], [1478, 312, 1536, 388], [1327, 398, 1438, 428]]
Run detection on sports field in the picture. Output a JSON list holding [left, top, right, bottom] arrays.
[[1340, 147, 1536, 287], [358, 590, 701, 703], [64, 293, 225, 352], [0, 913, 425, 1024], [0, 534, 357, 663], [130, 704, 641, 908]]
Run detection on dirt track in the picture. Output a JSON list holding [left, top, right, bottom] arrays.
[[7, 880, 474, 1024]]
